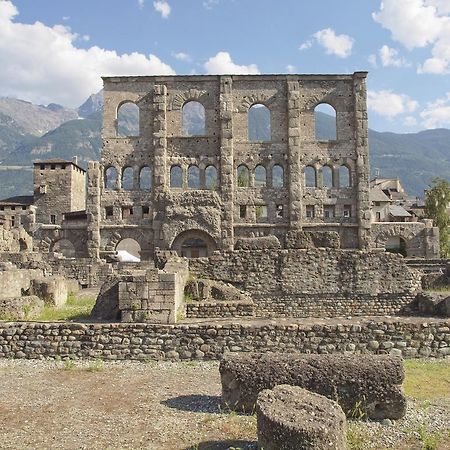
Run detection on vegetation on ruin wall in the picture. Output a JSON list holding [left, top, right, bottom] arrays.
[[425, 177, 450, 258], [35, 293, 95, 321]]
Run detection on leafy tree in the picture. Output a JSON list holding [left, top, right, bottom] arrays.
[[425, 177, 450, 258]]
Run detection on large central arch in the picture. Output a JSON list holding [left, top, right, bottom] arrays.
[[171, 229, 217, 258]]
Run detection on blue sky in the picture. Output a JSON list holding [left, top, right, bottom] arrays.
[[1, 0, 450, 133]]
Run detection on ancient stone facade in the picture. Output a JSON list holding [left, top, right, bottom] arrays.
[[84, 73, 372, 259]]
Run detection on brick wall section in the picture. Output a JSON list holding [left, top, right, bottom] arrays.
[[0, 318, 448, 360], [189, 249, 421, 317]]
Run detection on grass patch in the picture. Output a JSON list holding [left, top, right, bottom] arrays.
[[403, 360, 450, 400], [347, 423, 369, 450], [35, 293, 95, 321]]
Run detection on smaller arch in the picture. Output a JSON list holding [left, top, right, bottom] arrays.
[[52, 239, 76, 258], [170, 165, 183, 188], [254, 165, 267, 187], [116, 238, 141, 262], [237, 165, 250, 187], [171, 229, 217, 258], [248, 104, 271, 142], [139, 166, 152, 190], [182, 101, 205, 136], [272, 164, 284, 188], [339, 165, 351, 188], [205, 165, 218, 189], [105, 166, 118, 190], [305, 166, 317, 188], [188, 165, 200, 189], [314, 103, 337, 140], [322, 165, 333, 188], [385, 236, 407, 257], [122, 167, 134, 190], [117, 102, 139, 137]]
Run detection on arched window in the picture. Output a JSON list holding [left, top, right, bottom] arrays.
[[339, 165, 351, 187], [188, 165, 200, 189], [314, 103, 337, 140], [116, 238, 141, 262], [139, 166, 152, 190], [254, 165, 266, 187], [122, 167, 134, 190], [117, 102, 139, 137], [322, 165, 333, 188], [182, 101, 205, 136], [237, 165, 250, 187], [272, 165, 284, 188], [205, 165, 218, 189], [170, 165, 183, 188], [305, 166, 317, 188], [52, 239, 76, 258], [105, 167, 118, 190], [248, 104, 271, 142]]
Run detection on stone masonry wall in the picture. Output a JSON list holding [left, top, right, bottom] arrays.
[[189, 249, 421, 317], [0, 318, 448, 360]]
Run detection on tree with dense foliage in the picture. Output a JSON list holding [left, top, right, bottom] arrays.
[[425, 178, 450, 258]]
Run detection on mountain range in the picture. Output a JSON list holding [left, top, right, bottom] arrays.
[[0, 93, 449, 199]]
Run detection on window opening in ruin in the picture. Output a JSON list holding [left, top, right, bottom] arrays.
[[182, 101, 205, 136], [116, 238, 141, 262], [324, 206, 335, 219], [122, 206, 133, 218], [11, 216, 15, 227], [239, 205, 247, 219], [340, 165, 351, 187], [181, 237, 207, 258], [188, 165, 200, 189], [314, 103, 337, 140], [276, 204, 284, 218], [51, 165, 55, 170], [385, 236, 407, 257], [306, 205, 315, 218], [254, 165, 267, 187], [61, 164, 66, 170], [40, 164, 45, 170], [237, 165, 250, 187], [105, 206, 114, 218], [105, 167, 118, 190], [205, 165, 218, 189], [343, 205, 352, 218], [322, 165, 333, 188], [117, 102, 139, 137], [170, 165, 183, 188], [122, 167, 134, 190], [272, 165, 284, 188], [50, 214, 56, 224], [21, 206, 26, 211], [248, 104, 271, 141], [52, 239, 76, 258], [139, 166, 152, 190], [142, 206, 150, 217], [305, 166, 317, 187], [256, 205, 268, 220], [376, 211, 381, 221], [11, 206, 15, 211]]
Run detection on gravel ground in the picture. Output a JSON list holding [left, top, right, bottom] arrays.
[[0, 359, 448, 450]]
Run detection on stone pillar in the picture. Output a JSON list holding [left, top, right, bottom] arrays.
[[353, 72, 371, 249], [287, 79, 303, 229], [152, 84, 168, 251], [86, 161, 101, 259], [219, 76, 235, 249]]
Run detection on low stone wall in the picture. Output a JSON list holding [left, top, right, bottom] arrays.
[[186, 301, 255, 318], [0, 317, 448, 360]]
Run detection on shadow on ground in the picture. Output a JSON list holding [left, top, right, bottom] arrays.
[[161, 394, 222, 413], [183, 440, 257, 450]]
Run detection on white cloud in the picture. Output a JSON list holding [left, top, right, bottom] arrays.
[[81, 34, 90, 42], [312, 28, 354, 58], [403, 115, 418, 126], [373, 0, 450, 74], [420, 92, 450, 127], [299, 40, 313, 51], [379, 45, 410, 67], [62, 16, 70, 21], [153, 0, 171, 18], [0, 1, 175, 107], [368, 54, 378, 68], [172, 52, 191, 62], [368, 90, 418, 118], [204, 51, 259, 74], [138, 0, 145, 8], [203, 0, 219, 9], [286, 64, 296, 73]]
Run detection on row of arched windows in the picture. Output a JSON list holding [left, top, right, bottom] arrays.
[[170, 164, 218, 189], [304, 165, 351, 188], [116, 100, 338, 141], [236, 164, 284, 188], [105, 166, 152, 190]]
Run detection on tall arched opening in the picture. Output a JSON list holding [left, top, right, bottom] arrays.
[[171, 230, 217, 259]]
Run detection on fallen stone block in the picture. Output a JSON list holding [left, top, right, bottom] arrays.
[[31, 276, 68, 306], [0, 295, 43, 320], [257, 384, 346, 450], [220, 353, 406, 420]]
